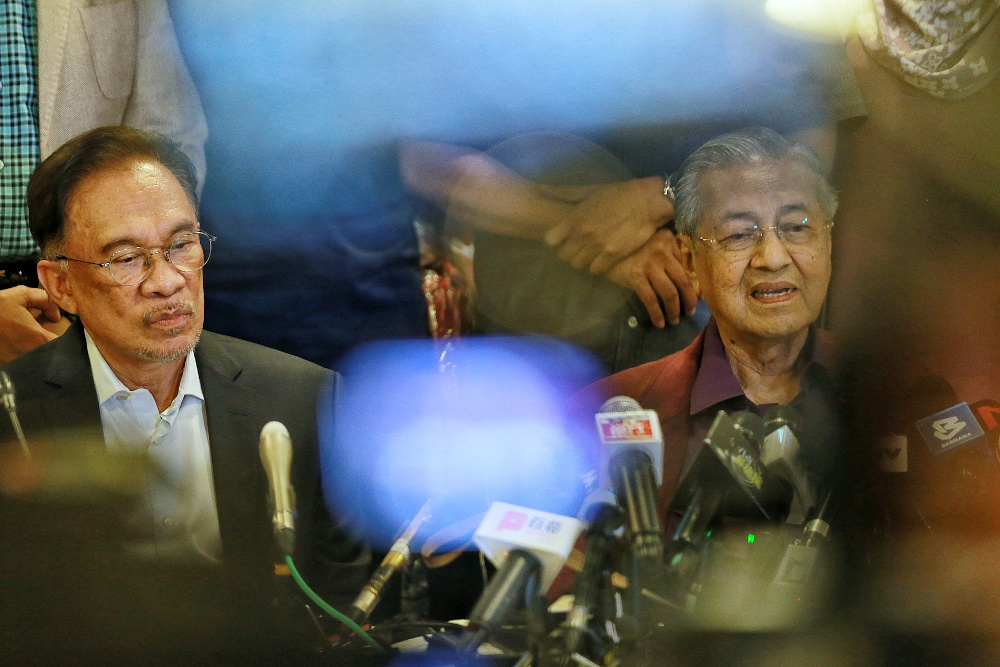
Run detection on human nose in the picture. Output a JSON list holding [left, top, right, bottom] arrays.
[[750, 226, 792, 269], [139, 249, 186, 296]]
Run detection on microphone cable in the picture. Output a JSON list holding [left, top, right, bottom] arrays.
[[284, 554, 386, 653]]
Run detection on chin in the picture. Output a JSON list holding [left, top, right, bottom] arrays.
[[137, 331, 201, 363]]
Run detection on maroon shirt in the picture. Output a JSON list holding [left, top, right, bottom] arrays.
[[579, 318, 837, 524]]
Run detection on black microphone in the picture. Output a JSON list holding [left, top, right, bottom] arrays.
[[563, 501, 624, 659], [595, 396, 663, 559], [459, 548, 543, 654], [259, 421, 296, 556], [348, 501, 432, 625], [669, 410, 793, 551], [0, 371, 30, 460], [970, 399, 1000, 464]]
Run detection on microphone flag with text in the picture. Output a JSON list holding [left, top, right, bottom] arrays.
[[595, 396, 663, 559], [464, 501, 583, 653]]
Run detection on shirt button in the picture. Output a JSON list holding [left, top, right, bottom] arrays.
[[163, 517, 175, 527], [116, 393, 129, 401], [0, 160, 5, 171], [627, 316, 639, 329]]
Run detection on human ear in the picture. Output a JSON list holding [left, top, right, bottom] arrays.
[[36, 260, 80, 315], [677, 234, 701, 297]]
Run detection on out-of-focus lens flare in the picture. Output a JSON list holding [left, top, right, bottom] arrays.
[[765, 0, 865, 39], [320, 336, 602, 550]]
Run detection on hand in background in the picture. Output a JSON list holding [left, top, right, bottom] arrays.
[[0, 286, 69, 364], [606, 228, 698, 328], [543, 176, 673, 275]]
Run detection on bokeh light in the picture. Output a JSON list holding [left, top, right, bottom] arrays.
[[320, 336, 602, 549]]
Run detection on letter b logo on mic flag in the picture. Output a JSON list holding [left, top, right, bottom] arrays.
[[916, 403, 985, 455], [932, 417, 966, 441]]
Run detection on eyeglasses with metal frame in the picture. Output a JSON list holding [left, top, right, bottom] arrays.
[[53, 231, 216, 286], [695, 218, 833, 255]]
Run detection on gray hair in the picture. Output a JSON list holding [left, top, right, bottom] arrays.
[[671, 126, 838, 237]]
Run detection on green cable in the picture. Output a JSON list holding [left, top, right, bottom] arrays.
[[285, 554, 386, 653]]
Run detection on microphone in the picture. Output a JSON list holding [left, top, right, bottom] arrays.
[[259, 421, 296, 556], [473, 501, 584, 593], [969, 399, 1000, 464], [760, 406, 815, 525], [348, 501, 433, 625], [595, 396, 663, 486], [669, 410, 793, 550], [464, 502, 583, 653], [0, 371, 31, 460], [563, 501, 624, 659], [459, 548, 543, 654], [771, 491, 833, 603], [595, 396, 663, 559]]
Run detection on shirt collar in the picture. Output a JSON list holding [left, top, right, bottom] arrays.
[[689, 318, 831, 415], [84, 330, 204, 411]]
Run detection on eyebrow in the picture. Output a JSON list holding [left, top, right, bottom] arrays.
[[719, 202, 810, 225], [98, 220, 198, 256]]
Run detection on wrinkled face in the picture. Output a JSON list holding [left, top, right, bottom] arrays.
[[680, 158, 832, 343], [44, 160, 204, 372]]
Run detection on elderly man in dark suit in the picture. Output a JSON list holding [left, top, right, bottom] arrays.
[[0, 126, 366, 618]]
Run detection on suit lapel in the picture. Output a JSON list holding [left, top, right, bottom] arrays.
[[195, 333, 266, 562], [39, 320, 103, 438]]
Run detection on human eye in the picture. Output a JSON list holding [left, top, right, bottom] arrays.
[[718, 225, 758, 250], [110, 248, 145, 266], [778, 218, 813, 243], [171, 235, 197, 253]]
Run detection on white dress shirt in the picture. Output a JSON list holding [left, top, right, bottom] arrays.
[[85, 331, 223, 563]]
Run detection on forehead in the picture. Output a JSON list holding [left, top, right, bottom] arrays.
[[698, 158, 821, 224], [64, 160, 197, 249]]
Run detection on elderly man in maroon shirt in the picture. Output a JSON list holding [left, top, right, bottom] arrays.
[[581, 126, 840, 521]]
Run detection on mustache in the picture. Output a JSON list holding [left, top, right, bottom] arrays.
[[142, 301, 196, 325]]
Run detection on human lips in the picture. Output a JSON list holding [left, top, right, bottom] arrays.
[[144, 302, 195, 329], [749, 282, 799, 303]]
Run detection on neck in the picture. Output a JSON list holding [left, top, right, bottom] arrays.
[[716, 324, 811, 406], [106, 356, 186, 413]]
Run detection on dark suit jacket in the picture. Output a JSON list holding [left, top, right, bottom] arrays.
[[0, 319, 367, 607]]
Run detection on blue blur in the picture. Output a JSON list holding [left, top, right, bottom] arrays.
[[319, 336, 602, 549]]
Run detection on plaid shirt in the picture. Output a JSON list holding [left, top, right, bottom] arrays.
[[0, 0, 41, 260]]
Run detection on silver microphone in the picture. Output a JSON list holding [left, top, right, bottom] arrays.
[[259, 421, 295, 555], [0, 372, 30, 460]]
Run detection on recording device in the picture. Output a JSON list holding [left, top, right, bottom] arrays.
[[348, 501, 433, 625], [760, 406, 815, 525], [0, 371, 31, 460], [772, 491, 831, 590], [259, 421, 296, 555], [595, 396, 663, 559]]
